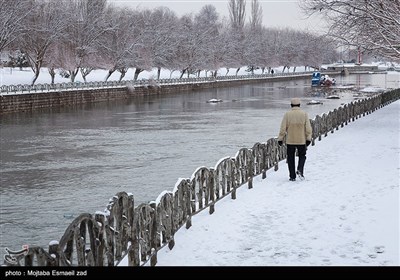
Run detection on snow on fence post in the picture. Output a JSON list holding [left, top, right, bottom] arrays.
[[48, 241, 59, 266]]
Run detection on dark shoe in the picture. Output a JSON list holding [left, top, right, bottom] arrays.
[[296, 170, 305, 180], [289, 178, 296, 181]]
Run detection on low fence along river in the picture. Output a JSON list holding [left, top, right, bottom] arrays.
[[0, 73, 399, 266]]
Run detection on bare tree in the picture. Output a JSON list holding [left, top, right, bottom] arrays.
[[227, 0, 247, 74], [193, 5, 222, 77], [263, 28, 282, 72], [228, 0, 246, 30], [243, 1, 263, 75], [0, 0, 31, 53], [130, 8, 155, 81], [44, 42, 64, 84], [300, 0, 400, 61], [18, 0, 67, 85], [97, 7, 142, 81], [173, 14, 195, 78], [172, 13, 217, 78], [61, 0, 112, 82], [249, 0, 262, 30], [138, 7, 179, 80]]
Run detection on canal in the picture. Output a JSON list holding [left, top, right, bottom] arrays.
[[0, 72, 398, 250]]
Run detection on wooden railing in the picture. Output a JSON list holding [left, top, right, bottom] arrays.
[[3, 89, 399, 267]]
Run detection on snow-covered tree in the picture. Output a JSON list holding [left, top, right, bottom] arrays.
[[226, 0, 247, 75], [262, 28, 281, 73], [0, 0, 31, 53], [172, 14, 202, 78], [97, 7, 142, 81], [243, 0, 263, 74], [300, 0, 400, 62], [192, 5, 222, 77], [18, 0, 67, 85], [44, 42, 64, 84], [127, 8, 156, 81], [143, 7, 179, 80], [60, 0, 112, 82]]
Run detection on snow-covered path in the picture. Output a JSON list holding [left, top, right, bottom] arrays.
[[148, 100, 399, 266]]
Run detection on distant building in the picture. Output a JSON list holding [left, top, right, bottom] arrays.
[[327, 64, 379, 73]]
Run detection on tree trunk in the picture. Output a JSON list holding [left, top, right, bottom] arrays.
[[26, 52, 42, 85], [157, 67, 161, 80], [225, 68, 229, 76], [80, 67, 93, 83], [118, 68, 127, 82], [30, 62, 41, 86], [48, 67, 56, 84], [179, 69, 186, 79], [31, 68, 40, 86], [133, 68, 143, 81], [293, 66, 296, 73], [261, 67, 265, 74], [105, 69, 115, 81], [69, 68, 79, 83], [236, 67, 240, 76]]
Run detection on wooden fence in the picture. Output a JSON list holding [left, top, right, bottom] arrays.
[[3, 89, 399, 267]]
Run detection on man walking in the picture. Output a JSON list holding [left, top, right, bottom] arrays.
[[277, 98, 312, 181]]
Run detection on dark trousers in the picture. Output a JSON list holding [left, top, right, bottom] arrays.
[[287, 144, 307, 179]]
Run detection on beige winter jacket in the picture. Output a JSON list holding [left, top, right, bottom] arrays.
[[278, 107, 312, 145]]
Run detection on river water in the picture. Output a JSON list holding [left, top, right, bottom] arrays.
[[0, 73, 398, 250]]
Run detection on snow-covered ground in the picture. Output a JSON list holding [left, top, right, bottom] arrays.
[[119, 100, 399, 266], [0, 66, 310, 86]]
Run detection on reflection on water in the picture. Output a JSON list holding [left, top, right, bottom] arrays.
[[0, 73, 398, 249]]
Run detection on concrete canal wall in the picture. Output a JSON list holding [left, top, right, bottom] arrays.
[[0, 73, 323, 114]]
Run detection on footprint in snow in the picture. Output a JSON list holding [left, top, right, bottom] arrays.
[[374, 246, 385, 254]]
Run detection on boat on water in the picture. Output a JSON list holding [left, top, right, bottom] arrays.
[[206, 98, 223, 103], [307, 100, 323, 105], [326, 95, 340, 99], [311, 71, 336, 87]]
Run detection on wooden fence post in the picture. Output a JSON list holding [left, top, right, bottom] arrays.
[[48, 241, 59, 266], [248, 176, 253, 189]]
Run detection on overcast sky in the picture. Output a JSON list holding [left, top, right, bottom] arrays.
[[109, 0, 327, 33]]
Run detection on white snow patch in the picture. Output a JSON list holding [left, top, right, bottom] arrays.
[[118, 100, 399, 266]]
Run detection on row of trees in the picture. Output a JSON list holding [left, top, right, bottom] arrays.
[[1, 0, 339, 85], [300, 0, 400, 62]]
